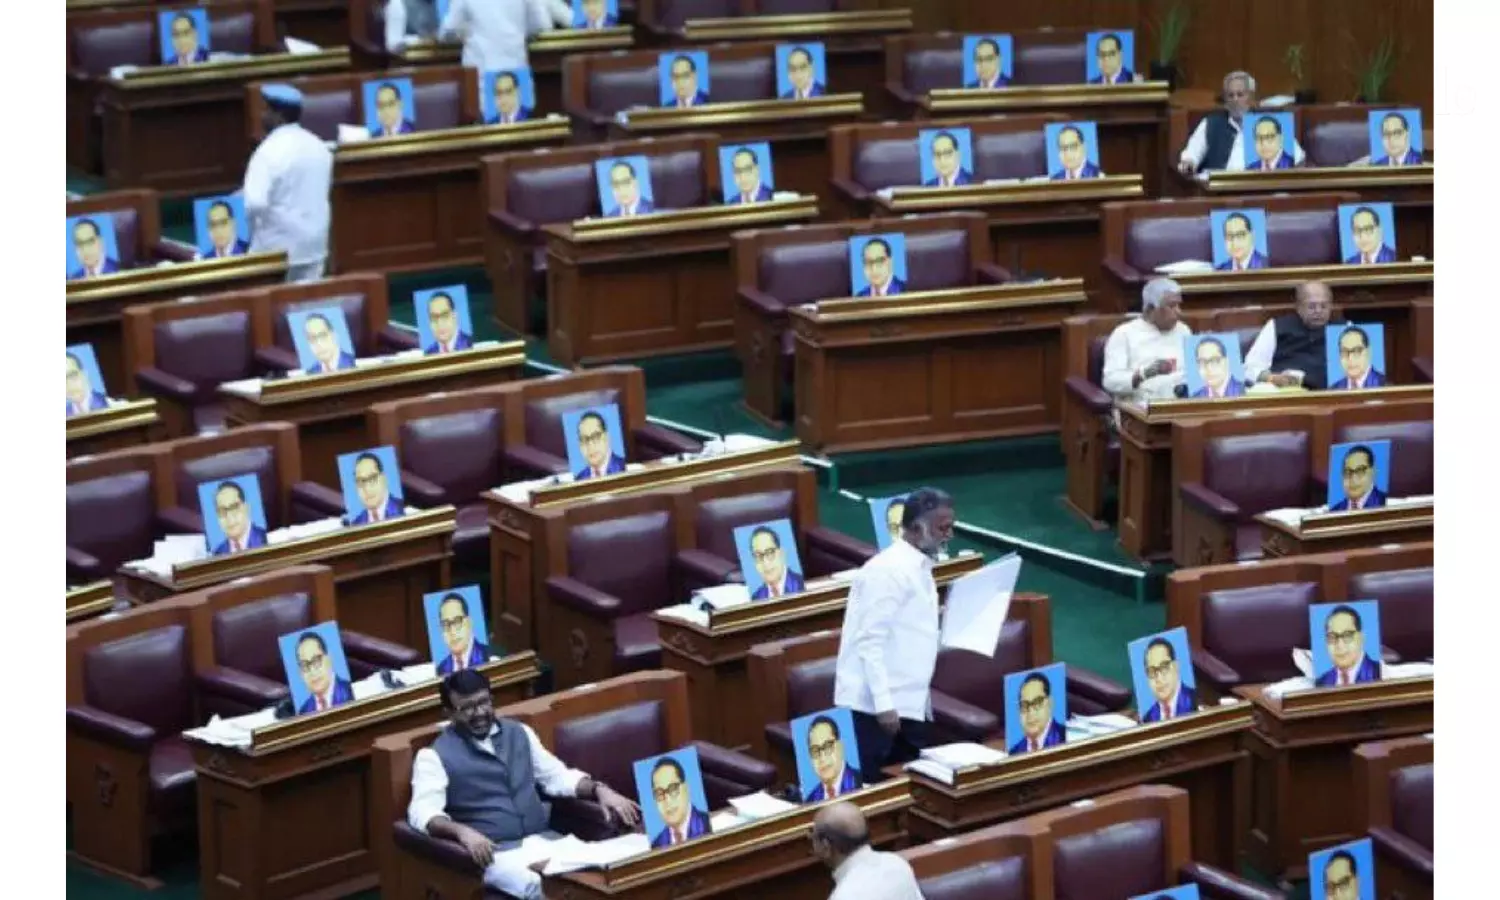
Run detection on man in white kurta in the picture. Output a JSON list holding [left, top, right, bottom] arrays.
[[1100, 277, 1193, 413], [242, 84, 332, 283], [438, 0, 573, 72]]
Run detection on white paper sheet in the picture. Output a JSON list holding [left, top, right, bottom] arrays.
[[939, 553, 1022, 655], [728, 791, 798, 820], [918, 742, 1006, 769], [541, 833, 651, 874]]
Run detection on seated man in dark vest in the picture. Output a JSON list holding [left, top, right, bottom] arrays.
[[407, 670, 642, 899], [1177, 71, 1258, 175], [1244, 280, 1344, 390]]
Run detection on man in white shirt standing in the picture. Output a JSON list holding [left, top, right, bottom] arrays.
[[1101, 277, 1191, 411], [408, 670, 641, 899], [243, 85, 333, 283], [1176, 71, 1305, 174], [812, 802, 924, 900], [438, 0, 572, 72], [833, 487, 955, 781]]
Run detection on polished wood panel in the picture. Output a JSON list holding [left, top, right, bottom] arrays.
[[67, 400, 165, 460]]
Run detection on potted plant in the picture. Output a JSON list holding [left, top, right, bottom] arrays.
[[1285, 44, 1316, 104], [1149, 0, 1191, 89], [1350, 34, 1397, 103]]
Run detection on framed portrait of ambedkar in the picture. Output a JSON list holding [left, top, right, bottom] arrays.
[[66, 215, 121, 281], [562, 404, 627, 480], [1242, 112, 1298, 171], [1086, 31, 1135, 84], [423, 585, 491, 674], [658, 51, 711, 108], [848, 233, 908, 297], [197, 474, 270, 556], [634, 747, 712, 849], [919, 127, 974, 188], [1325, 322, 1387, 390], [278, 622, 354, 716], [1003, 662, 1067, 755], [1129, 887, 1201, 900], [1209, 209, 1270, 271], [65, 344, 110, 417], [414, 285, 475, 354], [1182, 332, 1246, 399], [1368, 109, 1424, 166], [733, 519, 805, 601], [718, 143, 776, 205], [776, 43, 827, 100], [159, 8, 211, 66], [1044, 122, 1102, 180], [1309, 601, 1384, 688], [1327, 440, 1392, 512], [1126, 627, 1197, 723], [336, 445, 406, 526], [867, 494, 907, 550], [1338, 203, 1398, 265], [1307, 838, 1376, 899], [961, 35, 1013, 89], [594, 156, 656, 218], [572, 0, 619, 29], [362, 77, 417, 138], [791, 708, 863, 802], [287, 307, 357, 375], [192, 195, 251, 259], [481, 68, 536, 125]]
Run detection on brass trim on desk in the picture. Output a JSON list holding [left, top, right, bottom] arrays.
[[111, 49, 351, 89], [1260, 502, 1434, 540], [67, 581, 116, 623], [925, 81, 1170, 112], [557, 196, 819, 243], [617, 93, 864, 132], [519, 441, 805, 510], [1120, 384, 1434, 424], [247, 342, 527, 404], [1204, 164, 1434, 193], [334, 119, 572, 162], [881, 174, 1145, 212], [66, 252, 290, 304], [680, 9, 913, 40], [66, 398, 160, 441], [1247, 675, 1433, 719], [531, 26, 634, 52], [792, 279, 1088, 325], [1171, 260, 1433, 293]]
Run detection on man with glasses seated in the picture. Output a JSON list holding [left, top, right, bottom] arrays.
[[1245, 281, 1343, 390]]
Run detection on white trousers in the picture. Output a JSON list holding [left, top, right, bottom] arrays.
[[482, 830, 563, 899], [285, 259, 326, 283]]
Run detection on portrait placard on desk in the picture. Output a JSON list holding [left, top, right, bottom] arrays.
[[733, 518, 806, 600], [659, 51, 712, 108], [561, 403, 627, 479], [337, 445, 407, 525], [1210, 208, 1270, 271], [414, 285, 475, 354], [1327, 440, 1391, 511], [278, 621, 355, 715], [961, 34, 1013, 89], [1003, 662, 1067, 755], [919, 127, 974, 187], [423, 585, 491, 674], [287, 306, 357, 374], [158, 8, 211, 66], [481, 68, 536, 125], [572, 0, 620, 29], [776, 42, 828, 100], [65, 344, 110, 418], [192, 195, 251, 259], [791, 708, 863, 802], [1310, 601, 1383, 688], [634, 747, 713, 849], [594, 156, 656, 218], [719, 142, 776, 205], [1308, 837, 1377, 899], [363, 76, 418, 138], [1182, 332, 1246, 399], [868, 494, 908, 550], [1086, 30, 1135, 84], [197, 474, 270, 556], [1326, 322, 1387, 389], [1338, 203, 1398, 265], [1045, 122, 1103, 180], [1369, 109, 1424, 166], [1242, 112, 1298, 171], [1127, 627, 1197, 723], [66, 214, 121, 281], [849, 233, 908, 297], [1129, 887, 1201, 900]]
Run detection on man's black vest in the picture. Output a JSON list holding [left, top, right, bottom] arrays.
[[431, 721, 551, 844], [1272, 313, 1343, 390], [1198, 110, 1238, 172]]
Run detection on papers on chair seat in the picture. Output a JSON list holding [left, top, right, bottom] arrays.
[[939, 553, 1021, 655], [1022, 175, 1052, 184], [1154, 260, 1214, 275], [728, 791, 798, 820], [284, 37, 322, 55], [540, 833, 652, 874], [124, 535, 208, 576], [918, 742, 1007, 770], [1259, 94, 1295, 107], [693, 584, 751, 613], [183, 707, 278, 748]]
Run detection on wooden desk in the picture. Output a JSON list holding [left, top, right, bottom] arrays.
[[1258, 502, 1435, 559], [188, 654, 540, 900], [220, 342, 527, 485], [1115, 385, 1434, 561], [67, 399, 164, 459], [902, 702, 1254, 872], [274, 0, 348, 46], [66, 580, 119, 624], [790, 280, 1087, 454], [656, 553, 984, 753], [544, 199, 820, 366], [115, 507, 456, 649], [1237, 677, 1434, 883]]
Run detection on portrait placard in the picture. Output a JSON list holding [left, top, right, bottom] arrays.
[[480, 68, 537, 124], [594, 156, 656, 218], [1309, 601, 1384, 688], [791, 708, 863, 802], [848, 233, 909, 297], [718, 142, 776, 204], [1368, 109, 1424, 165], [65, 344, 110, 417], [961, 35, 1013, 88], [423, 585, 491, 674], [66, 215, 121, 280], [1045, 122, 1103, 180], [1209, 209, 1271, 271], [287, 306, 357, 374], [278, 622, 354, 716], [919, 127, 975, 187], [1086, 30, 1135, 84], [1126, 627, 1197, 723], [658, 51, 712, 108], [1242, 111, 1298, 170], [192, 195, 251, 259], [776, 43, 827, 99], [362, 77, 418, 137], [1338, 202, 1398, 265], [336, 445, 407, 525], [1181, 332, 1246, 398], [561, 404, 627, 479], [571, 0, 620, 29], [414, 285, 475, 354], [1307, 838, 1377, 900], [633, 747, 713, 849], [1327, 440, 1392, 511], [197, 474, 270, 556], [1128, 887, 1201, 900], [1325, 322, 1388, 390], [1003, 662, 1068, 755], [158, 8, 211, 65], [733, 518, 806, 600], [868, 494, 908, 550]]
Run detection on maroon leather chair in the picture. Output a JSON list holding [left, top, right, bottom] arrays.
[[1354, 736, 1433, 900], [67, 446, 173, 584], [839, 123, 1048, 202], [904, 817, 1042, 900], [258, 275, 418, 372], [1332, 418, 1434, 500], [890, 30, 1106, 98], [65, 191, 196, 274], [1349, 563, 1433, 662], [1192, 578, 1317, 697]]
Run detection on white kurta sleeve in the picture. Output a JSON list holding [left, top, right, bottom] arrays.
[[408, 747, 451, 833], [1179, 118, 1208, 169], [1243, 320, 1279, 382], [1100, 324, 1137, 396]]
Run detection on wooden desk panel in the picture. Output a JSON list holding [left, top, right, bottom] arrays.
[[1258, 503, 1434, 559], [67, 400, 164, 459]]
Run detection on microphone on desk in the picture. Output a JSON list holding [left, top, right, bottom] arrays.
[[1173, 384, 1188, 399], [273, 697, 295, 720]]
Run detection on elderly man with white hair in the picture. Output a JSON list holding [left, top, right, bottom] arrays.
[[1101, 278, 1192, 412], [1177, 71, 1306, 174]]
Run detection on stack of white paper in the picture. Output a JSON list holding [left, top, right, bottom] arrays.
[[1383, 661, 1434, 680], [1154, 260, 1214, 275], [710, 810, 747, 832], [919, 742, 1006, 769], [1263, 676, 1314, 699], [284, 37, 322, 55], [694, 584, 751, 612], [653, 604, 710, 627], [541, 833, 651, 874], [982, 178, 1022, 186], [398, 662, 439, 685], [1070, 712, 1138, 734], [939, 554, 1021, 655], [183, 707, 278, 748], [728, 791, 798, 820], [337, 124, 371, 144], [269, 517, 343, 544]]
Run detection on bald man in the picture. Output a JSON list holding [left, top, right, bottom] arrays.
[[810, 802, 922, 900]]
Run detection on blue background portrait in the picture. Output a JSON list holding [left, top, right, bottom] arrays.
[[192, 195, 250, 258], [422, 584, 490, 669], [1327, 439, 1392, 509], [717, 142, 776, 204], [867, 494, 908, 550], [918, 127, 975, 187], [66, 343, 109, 405], [276, 621, 354, 716], [1368, 108, 1425, 162], [1209, 208, 1270, 270], [1044, 121, 1102, 176], [66, 214, 121, 280], [561, 404, 627, 478], [1085, 30, 1135, 83], [361, 76, 417, 135], [1309, 601, 1384, 688], [790, 707, 863, 803], [571, 0, 619, 28], [336, 445, 405, 525], [632, 746, 711, 847], [658, 51, 712, 107], [1337, 202, 1398, 264], [1125, 626, 1197, 722], [732, 518, 806, 600], [961, 34, 1014, 86], [1003, 662, 1068, 753], [1181, 332, 1245, 397], [1128, 887, 1201, 900], [196, 473, 269, 556], [414, 284, 475, 353], [286, 306, 357, 373], [775, 42, 827, 99], [481, 68, 537, 123], [848, 233, 909, 297], [1325, 322, 1388, 389], [1241, 111, 1297, 168], [593, 155, 656, 217], [157, 8, 211, 64], [1307, 838, 1377, 900]]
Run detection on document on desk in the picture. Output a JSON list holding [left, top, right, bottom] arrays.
[[541, 833, 652, 874], [939, 553, 1021, 656]]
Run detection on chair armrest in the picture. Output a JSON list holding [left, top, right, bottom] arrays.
[[974, 262, 1013, 285], [504, 444, 569, 480], [885, 82, 922, 105], [1180, 861, 1287, 900], [548, 795, 620, 841], [929, 691, 1001, 741], [399, 470, 448, 507], [1192, 648, 1243, 693], [675, 548, 740, 587], [196, 666, 288, 709], [1369, 826, 1433, 878], [634, 422, 703, 458], [830, 175, 870, 204], [343, 630, 424, 669], [157, 506, 205, 534], [1064, 665, 1133, 710], [136, 366, 199, 402], [804, 526, 878, 569], [391, 821, 483, 875], [737, 286, 788, 318], [154, 238, 198, 262], [689, 740, 778, 790], [66, 705, 157, 753], [378, 323, 419, 353], [546, 575, 626, 620], [488, 207, 538, 236], [1102, 255, 1146, 285], [1064, 375, 1115, 415], [289, 481, 346, 520], [1411, 356, 1433, 383], [1180, 482, 1242, 521], [66, 545, 104, 579], [251, 345, 299, 374]]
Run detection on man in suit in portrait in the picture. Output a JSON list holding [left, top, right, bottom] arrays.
[[1330, 325, 1386, 389], [486, 71, 532, 124], [1214, 212, 1269, 271], [1330, 445, 1387, 511], [924, 131, 973, 187], [1320, 849, 1363, 900], [883, 500, 905, 545], [69, 218, 120, 280], [966, 38, 1009, 88], [1190, 337, 1245, 398], [573, 412, 626, 479], [648, 757, 711, 848], [780, 46, 825, 99], [666, 54, 710, 108], [1091, 33, 1134, 84], [166, 12, 210, 65], [1343, 206, 1397, 265], [803, 714, 861, 802], [203, 200, 250, 258], [727, 148, 774, 204], [1008, 672, 1066, 754], [1049, 125, 1102, 180], [1140, 637, 1196, 722], [349, 452, 405, 523], [1374, 112, 1423, 166], [1247, 115, 1296, 170], [435, 592, 490, 674], [605, 160, 655, 217], [211, 481, 268, 555], [855, 238, 905, 297], [303, 313, 356, 374], [578, 0, 618, 28], [370, 82, 416, 137], [749, 525, 805, 600], [294, 631, 354, 714], [65, 352, 109, 416], [423, 291, 473, 353], [1315, 605, 1381, 686]]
